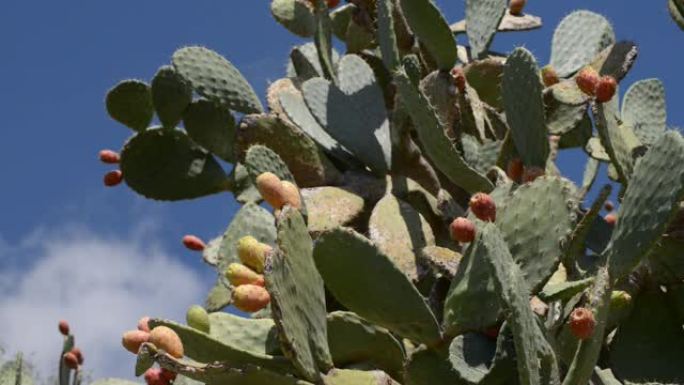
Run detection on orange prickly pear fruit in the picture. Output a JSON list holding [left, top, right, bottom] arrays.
[[149, 326, 184, 358], [233, 284, 271, 313]]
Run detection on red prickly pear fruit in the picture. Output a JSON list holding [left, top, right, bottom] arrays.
[[469, 193, 496, 222], [522, 166, 545, 183], [236, 236, 271, 273], [143, 368, 166, 385], [122, 330, 150, 354], [604, 201, 615, 212], [103, 170, 123, 187], [232, 284, 271, 313], [256, 172, 287, 209], [280, 181, 302, 209], [63, 352, 79, 369], [182, 235, 205, 252], [137, 316, 151, 332], [185, 305, 211, 334], [509, 0, 526, 16], [450, 67, 467, 93], [98, 149, 120, 164], [160, 368, 177, 382], [225, 263, 265, 287], [568, 307, 596, 340], [149, 326, 184, 358], [541, 65, 560, 87], [449, 217, 476, 243], [596, 76, 617, 103], [70, 347, 84, 365], [506, 158, 524, 183], [605, 212, 617, 226], [58, 320, 70, 336], [575, 67, 599, 96]]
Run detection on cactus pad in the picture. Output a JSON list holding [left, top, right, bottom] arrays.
[[105, 80, 154, 131], [271, 0, 316, 38], [265, 206, 333, 382], [301, 187, 365, 235], [172, 46, 263, 114], [314, 228, 441, 345], [398, 0, 457, 70], [244, 144, 296, 184], [183, 99, 236, 163], [120, 128, 229, 200], [465, 0, 507, 59], [151, 65, 192, 129], [621, 78, 667, 145]]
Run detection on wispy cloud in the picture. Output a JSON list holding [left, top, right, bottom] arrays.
[[0, 225, 207, 383]]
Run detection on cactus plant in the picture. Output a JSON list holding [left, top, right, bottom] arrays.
[[97, 2, 684, 385]]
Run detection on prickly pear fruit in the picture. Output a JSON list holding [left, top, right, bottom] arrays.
[[103, 170, 123, 187], [449, 217, 476, 243], [280, 181, 302, 209], [122, 330, 150, 354], [450, 67, 467, 93], [595, 75, 617, 103], [137, 316, 151, 332], [541, 65, 560, 87], [568, 307, 595, 340], [98, 149, 120, 164], [58, 320, 70, 336], [182, 234, 206, 251], [605, 212, 617, 226], [575, 67, 599, 96], [236, 236, 271, 273], [225, 263, 265, 287], [469, 193, 496, 222], [483, 326, 499, 339], [149, 326, 184, 358], [160, 368, 177, 382], [256, 172, 286, 209], [63, 352, 79, 369], [186, 304, 210, 334], [70, 347, 84, 365], [604, 201, 614, 212], [143, 368, 167, 385], [509, 0, 526, 16], [232, 284, 271, 313], [506, 158, 524, 183], [522, 166, 545, 183]]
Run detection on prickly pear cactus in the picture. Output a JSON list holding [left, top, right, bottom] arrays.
[[99, 1, 684, 385]]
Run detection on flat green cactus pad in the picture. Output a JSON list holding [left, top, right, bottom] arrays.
[[204, 278, 232, 312], [244, 144, 296, 184], [448, 331, 516, 385], [605, 131, 684, 280], [550, 10, 615, 77], [120, 128, 229, 201], [502, 47, 549, 169], [286, 43, 340, 80], [183, 99, 236, 163], [237, 114, 341, 187], [206, 312, 281, 356], [593, 103, 644, 184], [266, 207, 333, 382], [590, 41, 638, 82], [609, 289, 684, 384], [621, 79, 667, 146], [271, 0, 316, 38], [465, 0, 507, 59], [105, 79, 154, 131], [403, 346, 460, 385], [151, 65, 192, 129], [314, 227, 441, 345], [327, 311, 405, 380], [147, 319, 294, 374], [301, 186, 365, 235], [302, 55, 391, 175], [172, 46, 263, 114], [398, 0, 457, 70], [369, 194, 435, 281]]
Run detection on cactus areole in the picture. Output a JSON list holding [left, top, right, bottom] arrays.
[[95, 3, 684, 385]]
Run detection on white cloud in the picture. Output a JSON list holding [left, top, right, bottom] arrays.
[[0, 226, 208, 383]]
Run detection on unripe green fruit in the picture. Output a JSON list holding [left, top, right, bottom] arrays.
[[122, 330, 150, 354], [186, 305, 210, 334], [149, 326, 184, 358]]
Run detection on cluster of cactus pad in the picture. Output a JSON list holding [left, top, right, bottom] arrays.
[[94, 0, 684, 384]]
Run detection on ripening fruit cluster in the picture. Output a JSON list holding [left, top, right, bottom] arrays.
[[58, 320, 85, 370], [230, 236, 272, 312], [575, 67, 617, 103], [255, 172, 302, 213], [121, 317, 184, 385], [98, 149, 123, 187]]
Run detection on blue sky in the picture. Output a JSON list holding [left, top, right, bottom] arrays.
[[0, 0, 682, 381]]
